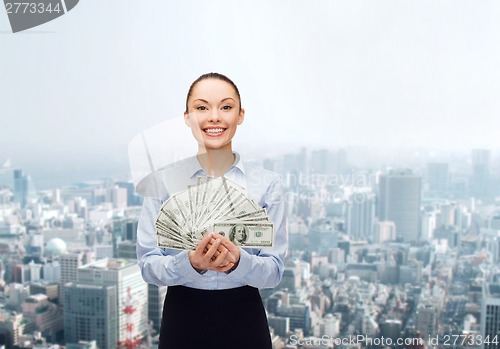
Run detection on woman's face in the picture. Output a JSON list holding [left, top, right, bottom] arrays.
[[185, 78, 244, 152]]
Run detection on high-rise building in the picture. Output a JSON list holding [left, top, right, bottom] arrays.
[[416, 302, 438, 338], [60, 251, 95, 286], [427, 163, 449, 195], [13, 170, 33, 208], [116, 181, 142, 207], [309, 219, 338, 254], [60, 250, 95, 307], [310, 149, 330, 174], [112, 219, 138, 257], [347, 192, 375, 239], [378, 170, 421, 242], [471, 149, 491, 198], [481, 283, 500, 349], [72, 259, 148, 346], [64, 283, 118, 349], [148, 284, 167, 333]]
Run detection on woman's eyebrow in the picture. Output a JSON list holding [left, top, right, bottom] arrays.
[[193, 98, 209, 103], [221, 98, 235, 103]]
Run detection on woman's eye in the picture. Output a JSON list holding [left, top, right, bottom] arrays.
[[221, 105, 233, 110], [196, 106, 207, 111]]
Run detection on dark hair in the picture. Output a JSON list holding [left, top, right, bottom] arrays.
[[185, 72, 241, 113]]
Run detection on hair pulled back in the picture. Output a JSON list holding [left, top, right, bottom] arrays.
[[185, 72, 241, 113]]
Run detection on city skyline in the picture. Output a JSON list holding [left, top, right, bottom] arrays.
[[1, 1, 500, 180]]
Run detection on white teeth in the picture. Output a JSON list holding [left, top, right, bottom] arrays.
[[205, 128, 225, 134]]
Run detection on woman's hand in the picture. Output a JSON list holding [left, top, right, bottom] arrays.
[[188, 233, 235, 272], [208, 232, 241, 270]]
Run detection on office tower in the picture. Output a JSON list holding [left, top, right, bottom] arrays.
[[379, 319, 402, 342], [112, 219, 138, 257], [116, 181, 142, 206], [0, 311, 24, 349], [481, 283, 500, 349], [439, 202, 456, 227], [310, 149, 330, 174], [109, 186, 127, 209], [427, 162, 449, 195], [64, 283, 118, 349], [379, 170, 422, 242], [60, 251, 94, 286], [279, 259, 301, 292], [416, 302, 438, 338], [399, 260, 422, 285], [347, 192, 375, 239], [471, 149, 491, 198], [421, 213, 436, 243], [13, 170, 30, 208], [262, 158, 275, 172], [6, 283, 30, 308], [148, 284, 167, 333], [60, 250, 94, 306], [318, 313, 340, 337], [309, 219, 338, 254], [267, 316, 290, 337], [490, 214, 500, 230], [116, 241, 137, 260], [70, 259, 148, 346], [276, 303, 312, 336]]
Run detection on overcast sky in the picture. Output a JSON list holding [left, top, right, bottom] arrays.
[[1, 1, 499, 187]]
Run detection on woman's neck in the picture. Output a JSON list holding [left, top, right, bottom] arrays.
[[197, 148, 235, 177]]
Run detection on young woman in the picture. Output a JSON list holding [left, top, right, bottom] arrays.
[[136, 73, 288, 349]]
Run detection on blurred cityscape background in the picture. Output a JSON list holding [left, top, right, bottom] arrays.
[[0, 146, 499, 349]]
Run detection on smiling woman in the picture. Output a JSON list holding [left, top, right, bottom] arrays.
[[184, 74, 245, 168], [136, 73, 288, 349]]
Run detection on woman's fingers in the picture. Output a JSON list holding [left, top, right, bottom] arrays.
[[190, 233, 239, 271]]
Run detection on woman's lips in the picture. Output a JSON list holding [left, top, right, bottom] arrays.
[[203, 127, 227, 137]]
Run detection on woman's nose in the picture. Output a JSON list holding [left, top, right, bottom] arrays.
[[208, 109, 221, 123]]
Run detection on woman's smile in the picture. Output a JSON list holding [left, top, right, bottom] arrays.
[[203, 126, 227, 137]]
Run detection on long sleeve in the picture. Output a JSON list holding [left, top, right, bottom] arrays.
[[225, 177, 288, 289], [136, 197, 204, 287], [135, 155, 289, 290]]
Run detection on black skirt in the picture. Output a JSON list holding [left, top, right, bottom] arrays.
[[159, 285, 272, 349]]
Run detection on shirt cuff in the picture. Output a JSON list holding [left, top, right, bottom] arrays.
[[173, 250, 206, 281], [224, 248, 252, 280]]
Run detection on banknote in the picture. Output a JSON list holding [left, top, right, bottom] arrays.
[[155, 176, 274, 250], [212, 221, 274, 248]]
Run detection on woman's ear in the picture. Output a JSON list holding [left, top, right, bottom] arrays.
[[238, 108, 245, 125], [184, 112, 191, 127]]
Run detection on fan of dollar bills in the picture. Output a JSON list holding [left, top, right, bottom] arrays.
[[155, 176, 274, 250]]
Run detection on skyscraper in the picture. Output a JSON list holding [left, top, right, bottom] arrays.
[[13, 169, 31, 208], [471, 149, 491, 198], [378, 170, 421, 242], [427, 162, 449, 195], [481, 283, 500, 349], [347, 192, 375, 239], [72, 259, 148, 345], [64, 284, 118, 349]]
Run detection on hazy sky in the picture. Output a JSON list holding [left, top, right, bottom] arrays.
[[1, 1, 499, 187]]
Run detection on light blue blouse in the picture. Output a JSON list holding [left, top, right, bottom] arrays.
[[136, 153, 288, 290]]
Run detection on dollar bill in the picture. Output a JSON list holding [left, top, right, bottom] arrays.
[[212, 221, 274, 248], [155, 176, 275, 250]]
